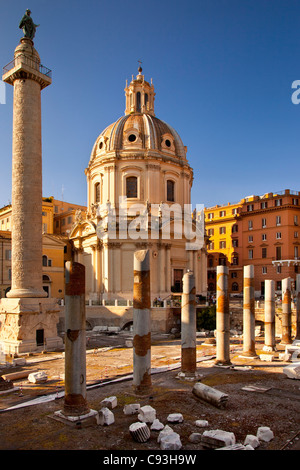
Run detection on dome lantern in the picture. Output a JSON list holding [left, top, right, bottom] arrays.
[[125, 65, 155, 116]]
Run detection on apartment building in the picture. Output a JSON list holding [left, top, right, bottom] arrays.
[[205, 189, 300, 297]]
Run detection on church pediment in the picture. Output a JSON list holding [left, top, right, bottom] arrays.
[[69, 220, 96, 239]]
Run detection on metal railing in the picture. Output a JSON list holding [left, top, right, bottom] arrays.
[[3, 54, 52, 78]]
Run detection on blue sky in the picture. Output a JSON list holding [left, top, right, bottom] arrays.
[[0, 0, 300, 209]]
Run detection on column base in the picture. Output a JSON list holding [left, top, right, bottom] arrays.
[[53, 409, 99, 428], [0, 297, 63, 354], [7, 288, 47, 298], [239, 351, 259, 359]]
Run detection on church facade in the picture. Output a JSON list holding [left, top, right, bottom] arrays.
[[70, 68, 207, 306]]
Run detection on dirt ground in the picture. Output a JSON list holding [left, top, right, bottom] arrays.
[[0, 331, 300, 456]]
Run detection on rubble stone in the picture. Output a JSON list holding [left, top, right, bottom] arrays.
[[283, 363, 300, 379], [167, 413, 183, 423], [256, 426, 274, 442], [138, 405, 156, 423], [259, 354, 275, 362], [202, 429, 236, 449], [150, 419, 164, 431], [188, 432, 202, 443], [129, 422, 150, 443], [157, 425, 174, 443], [244, 434, 260, 448], [98, 407, 114, 426], [28, 371, 48, 383], [195, 419, 209, 427], [160, 432, 182, 450], [101, 396, 117, 409], [123, 403, 140, 415]]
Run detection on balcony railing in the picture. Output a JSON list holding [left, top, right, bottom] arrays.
[[3, 54, 52, 79]]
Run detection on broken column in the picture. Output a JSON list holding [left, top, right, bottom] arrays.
[[242, 265, 257, 357], [295, 273, 300, 340], [63, 261, 90, 416], [181, 271, 197, 375], [281, 277, 292, 344], [215, 265, 231, 365], [132, 249, 151, 394], [264, 280, 276, 350]]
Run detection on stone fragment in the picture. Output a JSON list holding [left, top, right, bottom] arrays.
[[279, 352, 292, 362], [244, 434, 260, 448], [188, 432, 202, 443], [259, 354, 275, 362], [283, 363, 300, 379], [256, 426, 274, 442], [138, 405, 156, 423], [150, 419, 164, 431], [98, 407, 114, 426], [28, 371, 48, 383], [167, 413, 183, 423], [129, 422, 150, 443], [216, 443, 252, 450], [195, 419, 209, 427], [101, 396, 117, 409], [157, 425, 174, 443], [123, 403, 140, 415], [192, 382, 228, 408], [12, 358, 26, 366], [160, 432, 182, 450], [201, 430, 236, 449]]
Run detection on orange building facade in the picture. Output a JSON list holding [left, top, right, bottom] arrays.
[[205, 189, 300, 298]]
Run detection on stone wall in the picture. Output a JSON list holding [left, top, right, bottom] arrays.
[[58, 305, 178, 335]]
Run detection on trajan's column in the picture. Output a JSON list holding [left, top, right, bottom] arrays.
[[0, 11, 63, 354]]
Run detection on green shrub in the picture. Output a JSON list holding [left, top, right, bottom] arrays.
[[197, 306, 216, 331]]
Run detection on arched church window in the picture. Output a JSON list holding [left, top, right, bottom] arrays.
[[95, 182, 101, 203], [136, 92, 141, 112], [42, 255, 48, 267], [145, 93, 148, 110], [167, 180, 175, 202], [126, 176, 138, 198]]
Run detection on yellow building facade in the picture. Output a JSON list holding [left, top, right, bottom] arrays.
[[205, 201, 243, 294], [0, 197, 82, 300]]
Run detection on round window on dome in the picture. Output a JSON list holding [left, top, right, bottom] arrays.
[[165, 139, 171, 147], [128, 134, 137, 143], [99, 141, 104, 150]]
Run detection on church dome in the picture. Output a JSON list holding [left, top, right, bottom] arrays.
[[87, 67, 187, 167]]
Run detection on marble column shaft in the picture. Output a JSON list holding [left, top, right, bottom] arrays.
[[132, 249, 151, 393], [181, 271, 196, 374], [216, 266, 231, 365]]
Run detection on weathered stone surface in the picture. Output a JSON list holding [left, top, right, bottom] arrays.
[[256, 426, 274, 442], [123, 403, 140, 415], [259, 354, 275, 362], [283, 363, 300, 379], [160, 432, 182, 450], [167, 413, 183, 423], [28, 371, 48, 383], [157, 425, 174, 443], [98, 407, 114, 426], [188, 432, 202, 443], [101, 396, 117, 409], [244, 434, 260, 448], [150, 419, 164, 431], [192, 382, 228, 408], [201, 429, 236, 449], [195, 419, 209, 427], [138, 405, 156, 423], [129, 422, 150, 443]]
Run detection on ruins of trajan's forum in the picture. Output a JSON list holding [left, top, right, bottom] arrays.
[[0, 15, 207, 354]]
